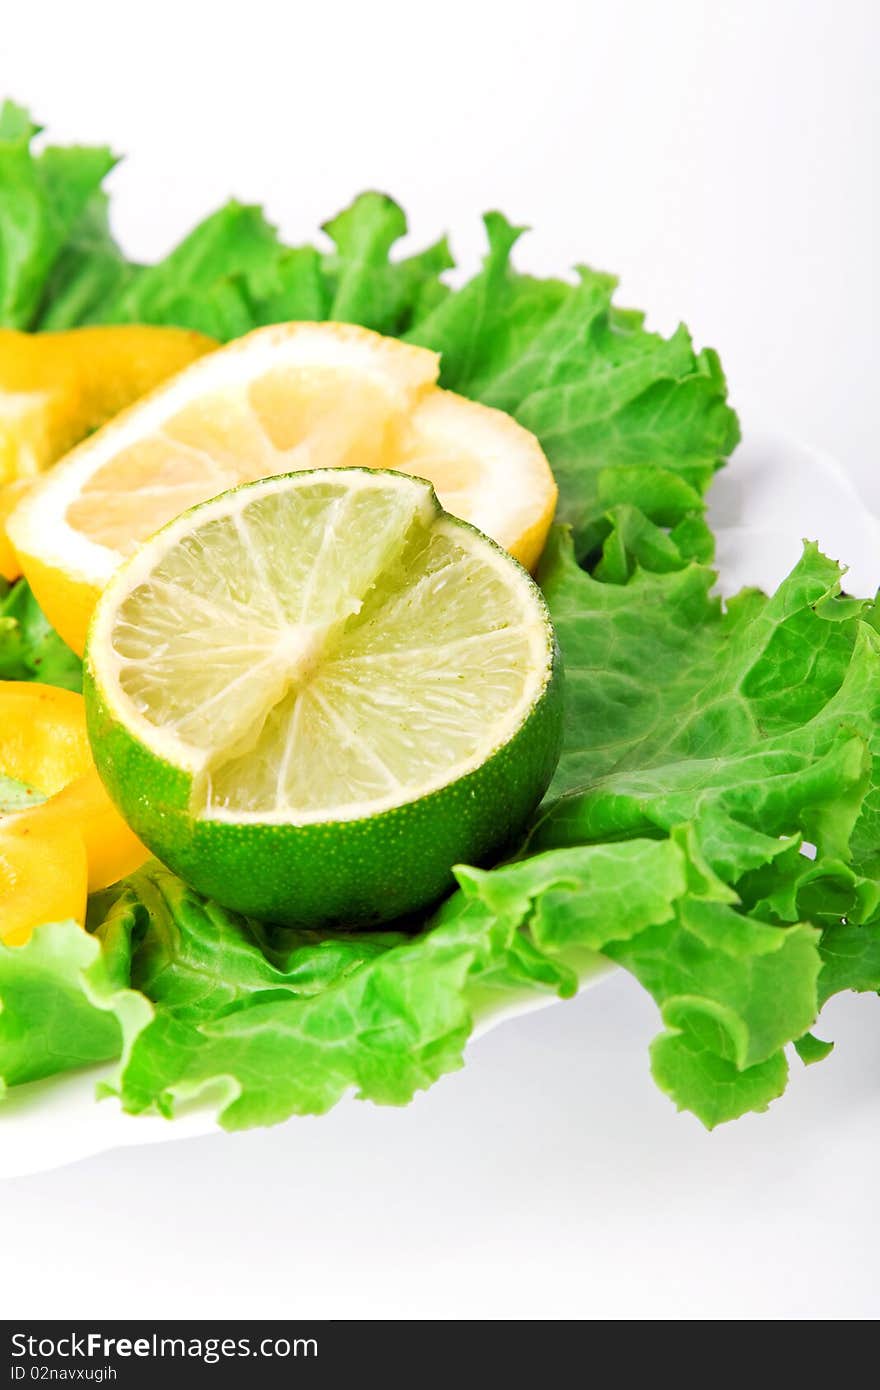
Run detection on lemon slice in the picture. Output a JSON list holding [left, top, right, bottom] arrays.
[[0, 324, 215, 581], [85, 469, 562, 927], [8, 322, 557, 654], [397, 388, 556, 573]]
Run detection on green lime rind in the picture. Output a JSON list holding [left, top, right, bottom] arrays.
[[84, 655, 562, 927]]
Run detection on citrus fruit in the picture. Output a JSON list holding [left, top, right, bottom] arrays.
[[0, 323, 216, 582], [0, 480, 29, 581], [395, 386, 555, 574], [8, 322, 557, 655], [84, 468, 562, 927], [0, 820, 88, 947], [0, 324, 215, 483], [0, 683, 149, 943]]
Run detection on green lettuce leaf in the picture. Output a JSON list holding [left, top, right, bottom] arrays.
[[527, 535, 880, 1119], [0, 101, 116, 330], [89, 202, 298, 339], [33, 188, 132, 331], [91, 856, 626, 1128], [407, 215, 739, 555], [0, 578, 82, 690], [41, 178, 737, 553], [535, 535, 879, 875], [74, 192, 456, 347], [793, 1032, 835, 1066], [0, 911, 148, 1094], [321, 192, 453, 334], [91, 803, 837, 1131]]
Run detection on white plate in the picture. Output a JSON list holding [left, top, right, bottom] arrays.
[[2, 426, 878, 1181]]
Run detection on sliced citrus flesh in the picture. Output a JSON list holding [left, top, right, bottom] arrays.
[[9, 322, 557, 655], [0, 683, 149, 943], [0, 324, 216, 580], [85, 469, 562, 927], [0, 683, 89, 794], [395, 388, 555, 573]]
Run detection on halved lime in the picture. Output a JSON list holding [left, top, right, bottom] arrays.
[[84, 469, 562, 925]]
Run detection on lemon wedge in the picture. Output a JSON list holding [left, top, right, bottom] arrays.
[[8, 322, 557, 653]]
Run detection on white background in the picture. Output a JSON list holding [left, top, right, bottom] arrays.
[[1, 0, 878, 1320]]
